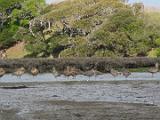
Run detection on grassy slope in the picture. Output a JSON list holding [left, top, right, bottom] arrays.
[[6, 42, 29, 59], [145, 7, 160, 25]]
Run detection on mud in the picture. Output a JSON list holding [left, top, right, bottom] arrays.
[[1, 80, 160, 120], [0, 85, 29, 89]]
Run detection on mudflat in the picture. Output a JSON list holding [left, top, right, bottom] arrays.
[[0, 81, 160, 120]]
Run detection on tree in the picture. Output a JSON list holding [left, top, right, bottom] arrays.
[[0, 0, 46, 49], [90, 6, 146, 57]]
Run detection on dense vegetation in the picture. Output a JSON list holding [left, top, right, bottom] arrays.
[[0, 0, 46, 49], [0, 57, 160, 73], [0, 0, 160, 58]]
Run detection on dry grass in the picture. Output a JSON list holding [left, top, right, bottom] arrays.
[[6, 42, 29, 59]]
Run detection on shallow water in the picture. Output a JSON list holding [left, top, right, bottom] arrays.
[[0, 72, 160, 82]]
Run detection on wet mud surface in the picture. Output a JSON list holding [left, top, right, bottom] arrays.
[[1, 80, 160, 120]]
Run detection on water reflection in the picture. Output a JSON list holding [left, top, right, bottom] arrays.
[[0, 72, 160, 82]]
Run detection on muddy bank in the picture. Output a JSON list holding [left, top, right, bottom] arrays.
[[0, 109, 22, 120], [1, 101, 160, 120], [31, 101, 160, 120], [0, 57, 160, 73]]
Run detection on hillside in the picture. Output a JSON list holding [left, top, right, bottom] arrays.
[[1, 0, 160, 58]]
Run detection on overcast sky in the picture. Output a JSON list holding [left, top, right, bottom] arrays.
[[46, 0, 65, 4], [129, 0, 160, 6], [46, 0, 160, 7]]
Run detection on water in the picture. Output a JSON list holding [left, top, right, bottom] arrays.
[[0, 72, 160, 83]]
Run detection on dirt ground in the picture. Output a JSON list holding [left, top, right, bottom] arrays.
[[1, 80, 160, 120]]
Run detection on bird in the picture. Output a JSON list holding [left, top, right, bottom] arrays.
[[93, 70, 103, 80], [0, 68, 6, 78], [148, 63, 159, 77], [31, 67, 39, 76], [63, 66, 79, 80], [13, 67, 25, 78], [110, 69, 121, 80], [82, 69, 102, 81], [70, 67, 80, 80], [82, 70, 94, 81], [63, 66, 70, 80], [122, 69, 131, 80], [52, 67, 61, 80]]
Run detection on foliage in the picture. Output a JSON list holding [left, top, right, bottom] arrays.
[[1, 0, 160, 58], [0, 0, 46, 49], [24, 0, 160, 57]]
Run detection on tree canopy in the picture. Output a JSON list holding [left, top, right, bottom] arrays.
[[0, 0, 46, 49], [1, 0, 160, 58]]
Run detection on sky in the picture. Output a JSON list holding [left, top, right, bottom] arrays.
[[46, 0, 64, 4], [46, 0, 160, 7], [129, 0, 160, 7]]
